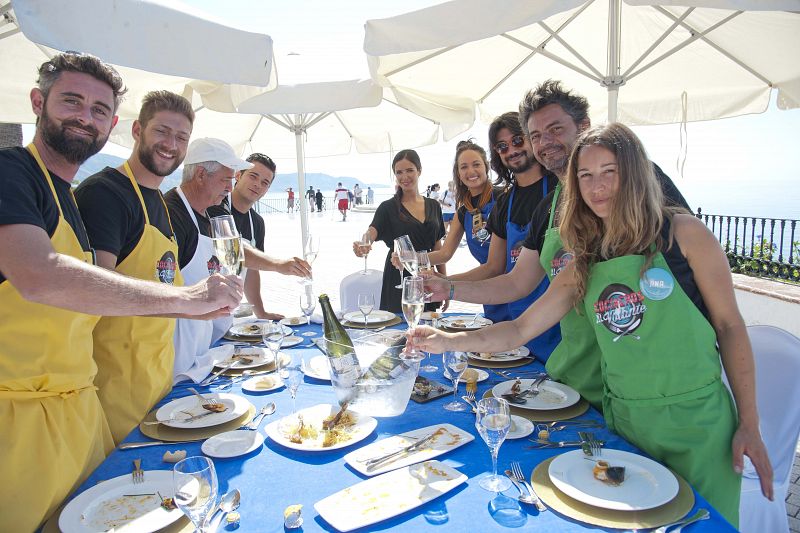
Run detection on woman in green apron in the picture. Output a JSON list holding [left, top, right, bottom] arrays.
[[409, 123, 772, 527]]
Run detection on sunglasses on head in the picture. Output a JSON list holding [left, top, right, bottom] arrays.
[[493, 135, 525, 154]]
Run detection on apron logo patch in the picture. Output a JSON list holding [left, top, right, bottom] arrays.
[[550, 248, 573, 277], [594, 283, 646, 341], [510, 240, 524, 264], [639, 267, 674, 301], [207, 255, 221, 276], [155, 251, 177, 284]]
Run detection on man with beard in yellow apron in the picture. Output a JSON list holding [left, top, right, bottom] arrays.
[[75, 91, 193, 444], [0, 54, 244, 531]]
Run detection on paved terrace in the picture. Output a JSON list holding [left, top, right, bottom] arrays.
[[253, 208, 800, 531]]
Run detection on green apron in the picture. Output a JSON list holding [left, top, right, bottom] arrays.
[[584, 250, 740, 527], [539, 183, 604, 410]]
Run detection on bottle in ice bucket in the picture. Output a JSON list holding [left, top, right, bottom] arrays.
[[318, 294, 362, 389]]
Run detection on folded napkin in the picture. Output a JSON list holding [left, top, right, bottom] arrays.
[[309, 310, 343, 325], [173, 344, 234, 384]]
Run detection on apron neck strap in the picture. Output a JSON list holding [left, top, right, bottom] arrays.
[[547, 182, 562, 229], [26, 143, 64, 217]]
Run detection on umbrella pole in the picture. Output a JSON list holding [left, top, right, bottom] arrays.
[[293, 124, 310, 256]]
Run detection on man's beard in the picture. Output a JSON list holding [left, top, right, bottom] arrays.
[[507, 152, 534, 174], [138, 134, 182, 177], [39, 106, 107, 165]]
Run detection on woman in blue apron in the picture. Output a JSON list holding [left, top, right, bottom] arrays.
[[428, 140, 507, 322]]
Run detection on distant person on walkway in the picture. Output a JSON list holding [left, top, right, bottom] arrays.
[[306, 185, 315, 212], [208, 152, 286, 321], [439, 180, 456, 232], [366, 186, 374, 204], [75, 90, 196, 445], [353, 149, 446, 312], [0, 52, 241, 532], [429, 183, 441, 201], [353, 183, 363, 205], [165, 138, 310, 380], [335, 182, 350, 221], [315, 187, 324, 212], [286, 187, 295, 213]]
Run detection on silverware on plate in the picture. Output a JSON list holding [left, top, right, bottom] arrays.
[[362, 431, 438, 471], [119, 440, 198, 449]]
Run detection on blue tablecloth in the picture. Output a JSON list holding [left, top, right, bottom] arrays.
[[71, 321, 736, 532]]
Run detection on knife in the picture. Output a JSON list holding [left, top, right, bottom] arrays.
[[364, 432, 438, 471], [119, 440, 198, 449], [199, 359, 240, 386]]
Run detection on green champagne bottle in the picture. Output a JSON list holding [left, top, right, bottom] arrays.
[[318, 294, 362, 394]]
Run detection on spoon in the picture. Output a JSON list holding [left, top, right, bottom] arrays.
[[207, 489, 242, 532]]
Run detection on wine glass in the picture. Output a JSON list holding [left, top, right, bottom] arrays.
[[393, 235, 416, 288], [301, 234, 319, 285], [417, 250, 432, 273], [209, 215, 243, 276], [400, 277, 425, 362], [299, 288, 315, 326], [173, 456, 218, 532], [419, 310, 439, 373], [357, 293, 374, 328], [475, 397, 512, 492], [357, 232, 372, 274], [262, 321, 285, 364], [442, 351, 469, 411], [279, 352, 304, 417]]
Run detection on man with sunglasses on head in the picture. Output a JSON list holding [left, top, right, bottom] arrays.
[[208, 153, 287, 321]]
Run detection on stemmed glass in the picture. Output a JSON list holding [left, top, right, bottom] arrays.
[[393, 235, 417, 288], [173, 456, 218, 533], [442, 351, 469, 411], [357, 293, 374, 328], [280, 352, 304, 418], [400, 277, 425, 362], [419, 311, 439, 373], [301, 234, 319, 285], [357, 232, 372, 274], [300, 287, 315, 325], [262, 321, 285, 364], [475, 397, 512, 492], [417, 250, 432, 273], [209, 215, 244, 276]]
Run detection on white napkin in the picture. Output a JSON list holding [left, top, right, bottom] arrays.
[[173, 344, 234, 384], [309, 310, 342, 324]]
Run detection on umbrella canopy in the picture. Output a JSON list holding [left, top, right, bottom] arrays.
[[364, 0, 800, 125], [0, 0, 276, 123]]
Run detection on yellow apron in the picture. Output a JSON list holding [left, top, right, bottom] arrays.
[[92, 162, 184, 444], [0, 144, 112, 532]]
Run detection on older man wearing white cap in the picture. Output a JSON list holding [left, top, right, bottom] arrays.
[[165, 138, 312, 379]]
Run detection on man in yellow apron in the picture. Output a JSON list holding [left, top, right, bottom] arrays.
[[75, 91, 193, 444], [0, 54, 243, 531]]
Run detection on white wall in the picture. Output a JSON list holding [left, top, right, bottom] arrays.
[[735, 289, 800, 339]]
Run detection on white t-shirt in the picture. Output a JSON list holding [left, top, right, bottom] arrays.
[[440, 190, 456, 214]]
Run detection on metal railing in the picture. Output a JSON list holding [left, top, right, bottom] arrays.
[[253, 194, 391, 214], [696, 208, 799, 283]]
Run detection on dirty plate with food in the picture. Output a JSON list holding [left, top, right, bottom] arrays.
[[467, 346, 530, 362], [155, 393, 251, 429], [59, 470, 182, 533], [438, 315, 493, 330], [492, 379, 581, 411], [241, 374, 284, 393], [279, 316, 307, 327], [264, 404, 376, 452], [229, 321, 292, 337], [215, 347, 273, 370]]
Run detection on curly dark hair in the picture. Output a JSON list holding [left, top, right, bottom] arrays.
[[487, 111, 524, 187]]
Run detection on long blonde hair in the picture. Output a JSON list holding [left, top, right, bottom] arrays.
[[559, 123, 665, 301]]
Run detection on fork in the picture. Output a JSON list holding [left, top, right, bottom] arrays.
[[509, 461, 546, 511], [132, 459, 144, 484], [579, 431, 602, 457], [462, 390, 477, 412], [187, 387, 220, 408], [654, 508, 709, 533]]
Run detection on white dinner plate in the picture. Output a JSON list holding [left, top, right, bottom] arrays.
[[279, 316, 308, 327], [344, 423, 474, 477], [548, 449, 680, 511], [468, 346, 531, 362], [215, 347, 273, 370], [202, 429, 264, 459], [281, 335, 303, 348], [442, 367, 490, 383], [420, 311, 443, 322], [438, 315, 493, 330], [264, 404, 376, 451], [304, 355, 331, 381], [229, 321, 292, 337], [241, 374, 284, 393], [506, 415, 535, 439], [491, 379, 581, 411], [155, 393, 252, 429], [343, 309, 396, 324], [59, 470, 183, 533], [315, 460, 467, 532]]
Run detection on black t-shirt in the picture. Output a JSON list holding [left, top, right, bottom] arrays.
[[75, 167, 174, 265], [164, 187, 219, 269], [523, 162, 692, 253], [208, 198, 265, 252], [0, 147, 91, 285], [370, 196, 445, 312], [486, 174, 557, 240]]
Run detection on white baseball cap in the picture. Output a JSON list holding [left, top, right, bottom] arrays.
[[183, 138, 252, 171]]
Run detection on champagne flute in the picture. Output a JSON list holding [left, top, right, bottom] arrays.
[[301, 234, 319, 285], [400, 277, 425, 362], [475, 397, 512, 492], [279, 352, 304, 417], [173, 456, 218, 533], [210, 215, 243, 276], [299, 288, 315, 326], [393, 235, 416, 288], [417, 250, 432, 273], [357, 232, 372, 274], [357, 293, 374, 328], [442, 351, 469, 411], [419, 310, 439, 374], [262, 321, 285, 364]]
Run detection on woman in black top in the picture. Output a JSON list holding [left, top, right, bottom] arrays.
[[353, 150, 446, 312]]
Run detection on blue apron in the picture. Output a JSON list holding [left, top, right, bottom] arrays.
[[464, 192, 507, 322], [504, 177, 561, 361]]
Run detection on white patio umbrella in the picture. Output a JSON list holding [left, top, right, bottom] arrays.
[[0, 0, 276, 124], [364, 0, 800, 126]]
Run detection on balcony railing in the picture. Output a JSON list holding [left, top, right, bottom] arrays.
[[696, 208, 799, 283]]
